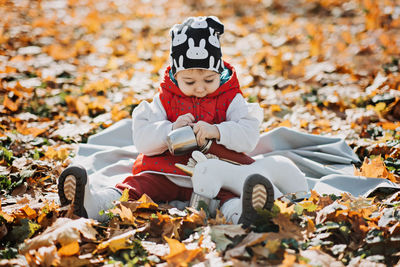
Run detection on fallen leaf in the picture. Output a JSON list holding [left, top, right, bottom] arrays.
[[25, 245, 60, 267], [58, 241, 80, 256], [275, 199, 295, 215], [119, 188, 129, 202], [20, 217, 98, 254], [301, 248, 345, 267], [3, 95, 20, 112], [210, 225, 246, 251], [354, 156, 396, 182], [97, 229, 137, 253], [136, 193, 158, 209], [0, 223, 8, 240], [164, 236, 204, 266], [225, 232, 269, 258], [280, 252, 297, 267]]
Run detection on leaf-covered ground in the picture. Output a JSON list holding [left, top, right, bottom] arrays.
[[1, 0, 400, 266]]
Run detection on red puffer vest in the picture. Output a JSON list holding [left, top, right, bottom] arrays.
[[132, 61, 242, 176]]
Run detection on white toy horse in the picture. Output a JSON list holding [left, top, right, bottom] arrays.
[[177, 151, 309, 225]]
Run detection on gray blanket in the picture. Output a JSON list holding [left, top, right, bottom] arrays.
[[73, 119, 399, 199]]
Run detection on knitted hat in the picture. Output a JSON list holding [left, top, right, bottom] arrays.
[[170, 16, 224, 76]]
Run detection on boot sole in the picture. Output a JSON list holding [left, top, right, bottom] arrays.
[[58, 165, 88, 218], [238, 174, 274, 227]]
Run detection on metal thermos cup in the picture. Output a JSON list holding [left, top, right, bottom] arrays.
[[166, 126, 198, 155]]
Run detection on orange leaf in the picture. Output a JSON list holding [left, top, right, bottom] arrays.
[[0, 200, 14, 223], [379, 121, 400, 131], [76, 96, 89, 116], [58, 241, 80, 256], [278, 120, 292, 128], [354, 156, 397, 182], [44, 146, 69, 161], [22, 205, 37, 219], [16, 122, 46, 137], [111, 105, 130, 122], [45, 147, 57, 160], [281, 252, 297, 267], [270, 104, 281, 112], [164, 236, 186, 257], [137, 194, 158, 209], [164, 237, 203, 267], [46, 44, 77, 61], [3, 95, 19, 112]]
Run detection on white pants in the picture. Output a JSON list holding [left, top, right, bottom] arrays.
[[84, 187, 122, 221]]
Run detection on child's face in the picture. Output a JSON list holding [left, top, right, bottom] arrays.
[[175, 69, 221, 98]]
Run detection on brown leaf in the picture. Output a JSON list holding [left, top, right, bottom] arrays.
[[269, 213, 303, 240], [0, 223, 8, 240], [225, 232, 269, 258], [210, 224, 247, 238]]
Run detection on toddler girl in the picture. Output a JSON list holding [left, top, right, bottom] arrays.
[[58, 16, 274, 226]]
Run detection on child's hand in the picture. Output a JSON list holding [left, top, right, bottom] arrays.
[[191, 121, 220, 147], [172, 113, 195, 130]]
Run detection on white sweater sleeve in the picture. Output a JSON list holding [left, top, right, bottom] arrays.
[[215, 94, 263, 153], [132, 94, 173, 156]]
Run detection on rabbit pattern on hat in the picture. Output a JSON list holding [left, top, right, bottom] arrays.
[[191, 16, 208, 28], [208, 28, 220, 48], [170, 16, 225, 75], [172, 25, 188, 47], [186, 38, 208, 59]]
